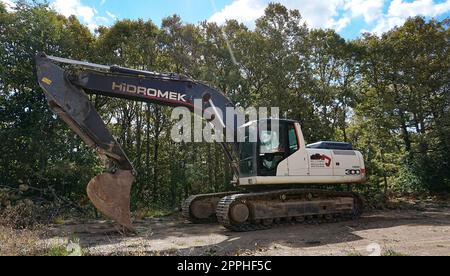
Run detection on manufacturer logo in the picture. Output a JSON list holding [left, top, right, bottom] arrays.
[[112, 82, 187, 102], [310, 154, 332, 167]]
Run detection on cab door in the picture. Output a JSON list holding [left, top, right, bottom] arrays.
[[286, 123, 309, 176]]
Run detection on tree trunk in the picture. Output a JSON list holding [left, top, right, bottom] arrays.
[[136, 103, 143, 169], [145, 104, 151, 201], [207, 144, 213, 192], [182, 142, 189, 199], [380, 146, 389, 196], [170, 143, 177, 207], [152, 107, 161, 203], [342, 102, 348, 142], [398, 108, 412, 153]]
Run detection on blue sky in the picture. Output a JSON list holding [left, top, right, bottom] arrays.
[[2, 0, 449, 39], [95, 0, 231, 25]]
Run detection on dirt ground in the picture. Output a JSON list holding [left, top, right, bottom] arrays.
[[42, 203, 450, 256]]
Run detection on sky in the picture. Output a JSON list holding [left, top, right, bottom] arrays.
[[2, 0, 450, 39]]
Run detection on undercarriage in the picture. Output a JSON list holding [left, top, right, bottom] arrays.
[[182, 189, 363, 232]]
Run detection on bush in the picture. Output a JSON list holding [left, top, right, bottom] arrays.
[[0, 200, 56, 229], [392, 163, 427, 194], [0, 185, 91, 229], [0, 226, 44, 256], [392, 155, 450, 194]]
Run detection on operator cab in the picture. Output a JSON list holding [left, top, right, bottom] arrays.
[[239, 119, 301, 177]]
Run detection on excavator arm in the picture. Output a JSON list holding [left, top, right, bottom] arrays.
[[35, 53, 238, 231]]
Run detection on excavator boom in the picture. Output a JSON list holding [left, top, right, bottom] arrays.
[[35, 53, 238, 231]]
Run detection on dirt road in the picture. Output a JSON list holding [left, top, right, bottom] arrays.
[[43, 204, 450, 256]]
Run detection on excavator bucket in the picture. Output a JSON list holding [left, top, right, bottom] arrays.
[[87, 170, 135, 231]]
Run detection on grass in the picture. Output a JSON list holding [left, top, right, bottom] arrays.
[[53, 217, 68, 225], [0, 226, 44, 256], [46, 245, 71, 256], [383, 250, 408, 256], [0, 226, 86, 256], [346, 251, 363, 256], [45, 241, 86, 256], [134, 207, 175, 219]]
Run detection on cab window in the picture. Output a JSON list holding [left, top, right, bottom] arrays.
[[258, 123, 286, 176], [260, 130, 282, 154], [288, 124, 299, 154]]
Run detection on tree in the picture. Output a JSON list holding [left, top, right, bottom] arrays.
[[1, 2, 449, 216], [354, 17, 450, 193], [0, 2, 99, 203]]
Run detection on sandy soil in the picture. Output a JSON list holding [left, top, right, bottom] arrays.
[[43, 204, 450, 256]]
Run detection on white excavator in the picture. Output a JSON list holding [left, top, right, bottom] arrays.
[[36, 53, 366, 232]]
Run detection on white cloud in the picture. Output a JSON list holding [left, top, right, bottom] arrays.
[[372, 0, 450, 34], [209, 0, 267, 27], [283, 0, 347, 29], [344, 0, 385, 23], [95, 16, 109, 24], [332, 16, 352, 32], [52, 0, 119, 32], [53, 0, 96, 23], [1, 0, 16, 11], [209, 0, 347, 29], [389, 0, 450, 17], [327, 0, 385, 32], [208, 0, 384, 31], [209, 0, 450, 35], [106, 11, 117, 20]]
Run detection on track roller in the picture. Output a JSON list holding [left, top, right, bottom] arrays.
[[217, 189, 364, 232]]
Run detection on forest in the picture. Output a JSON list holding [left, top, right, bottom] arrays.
[[0, 1, 449, 220]]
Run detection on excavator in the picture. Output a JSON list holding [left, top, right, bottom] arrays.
[[35, 53, 366, 232]]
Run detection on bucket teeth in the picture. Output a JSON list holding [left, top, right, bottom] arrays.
[[87, 170, 135, 231]]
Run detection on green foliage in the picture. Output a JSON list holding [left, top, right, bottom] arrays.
[[0, 2, 101, 208], [0, 3, 6, 14], [0, 2, 448, 219], [383, 250, 407, 257], [45, 245, 71, 256], [354, 17, 450, 193], [45, 240, 85, 256]]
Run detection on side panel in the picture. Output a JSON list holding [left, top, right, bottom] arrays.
[[277, 160, 290, 176], [240, 149, 367, 186], [283, 151, 309, 176], [332, 150, 362, 177]]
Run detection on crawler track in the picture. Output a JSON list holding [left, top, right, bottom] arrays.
[[182, 192, 239, 223], [216, 189, 363, 232]]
